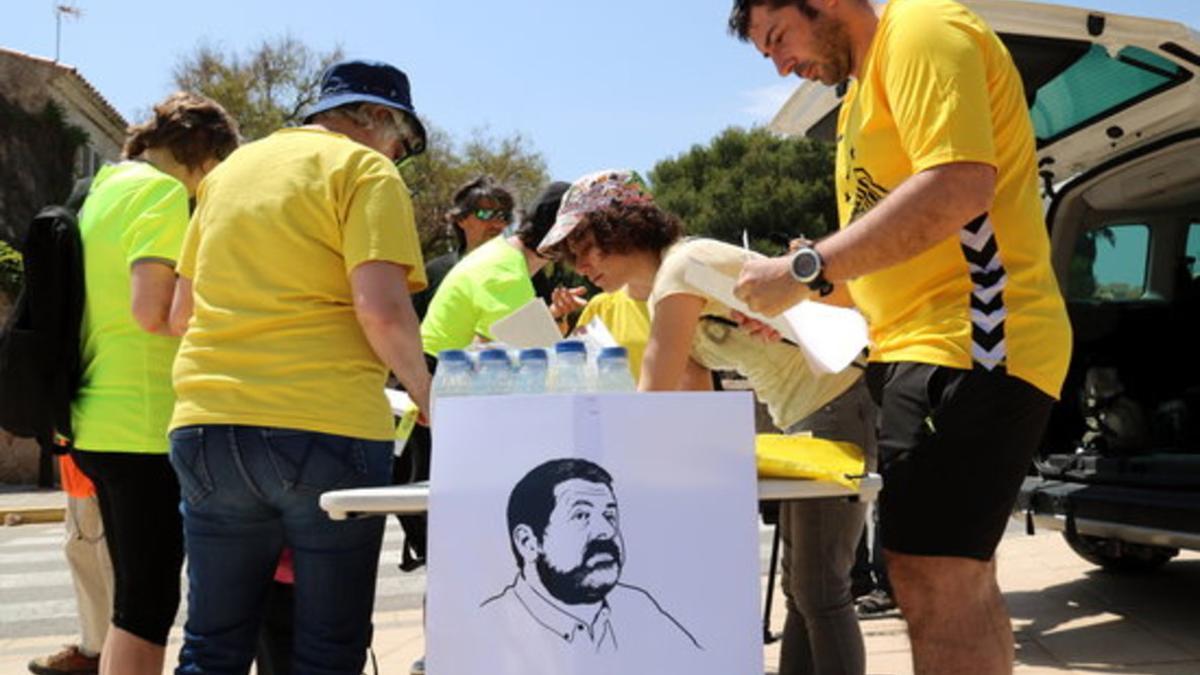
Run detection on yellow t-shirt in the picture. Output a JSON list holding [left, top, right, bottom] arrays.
[[171, 128, 426, 441], [650, 239, 862, 429], [836, 0, 1071, 399], [576, 289, 650, 378]]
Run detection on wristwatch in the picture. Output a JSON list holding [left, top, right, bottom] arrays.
[[789, 246, 834, 297]]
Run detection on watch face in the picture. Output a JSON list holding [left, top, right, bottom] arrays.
[[792, 249, 819, 282]]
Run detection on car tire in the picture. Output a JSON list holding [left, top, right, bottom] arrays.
[[1063, 531, 1179, 573]]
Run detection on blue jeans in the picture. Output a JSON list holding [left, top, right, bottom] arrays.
[[169, 425, 393, 675]]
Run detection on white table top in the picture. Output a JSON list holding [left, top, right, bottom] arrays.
[[320, 474, 882, 520]]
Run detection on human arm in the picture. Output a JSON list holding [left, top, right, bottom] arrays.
[[129, 260, 178, 336], [351, 261, 432, 422], [638, 293, 707, 392], [168, 275, 193, 337], [734, 162, 995, 315]]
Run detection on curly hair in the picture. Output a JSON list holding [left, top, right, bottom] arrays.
[[122, 92, 240, 170], [555, 202, 683, 262]]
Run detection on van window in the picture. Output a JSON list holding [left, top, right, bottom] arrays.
[[1068, 223, 1150, 301], [1187, 223, 1200, 280], [1031, 46, 1188, 144]]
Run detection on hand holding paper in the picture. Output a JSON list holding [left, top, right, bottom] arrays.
[[734, 255, 811, 317], [685, 256, 868, 374]]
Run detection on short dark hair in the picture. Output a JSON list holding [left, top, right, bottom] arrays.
[[549, 202, 683, 263], [123, 92, 240, 170], [506, 458, 615, 567], [445, 175, 515, 251], [515, 181, 570, 252], [728, 0, 817, 41]]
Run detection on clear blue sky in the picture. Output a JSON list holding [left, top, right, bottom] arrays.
[[3, 0, 1198, 183]]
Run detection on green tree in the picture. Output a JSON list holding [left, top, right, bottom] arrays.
[[173, 39, 548, 256], [401, 128, 549, 254], [173, 36, 343, 141], [650, 126, 837, 254]]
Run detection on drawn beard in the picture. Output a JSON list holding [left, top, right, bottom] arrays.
[[536, 537, 622, 605]]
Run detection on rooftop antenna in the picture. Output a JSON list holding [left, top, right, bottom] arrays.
[[54, 3, 84, 62]]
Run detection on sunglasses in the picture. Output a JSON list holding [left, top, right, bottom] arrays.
[[472, 208, 512, 222], [385, 108, 426, 169]]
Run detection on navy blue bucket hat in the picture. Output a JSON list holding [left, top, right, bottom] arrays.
[[305, 59, 428, 156]]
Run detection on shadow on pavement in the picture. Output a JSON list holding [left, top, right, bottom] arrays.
[[1005, 558, 1200, 673]]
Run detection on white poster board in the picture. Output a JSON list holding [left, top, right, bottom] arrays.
[[427, 392, 763, 675]]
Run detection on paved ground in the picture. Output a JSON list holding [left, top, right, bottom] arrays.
[[1, 490, 1198, 674]]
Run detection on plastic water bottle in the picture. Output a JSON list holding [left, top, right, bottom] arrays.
[[595, 346, 636, 392], [432, 349, 474, 399], [513, 348, 549, 394], [472, 348, 514, 395], [550, 340, 590, 393]]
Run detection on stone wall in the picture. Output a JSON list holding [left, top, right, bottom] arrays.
[[0, 48, 126, 243], [0, 295, 41, 485]]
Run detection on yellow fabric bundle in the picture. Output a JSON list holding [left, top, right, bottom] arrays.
[[755, 433, 866, 490]]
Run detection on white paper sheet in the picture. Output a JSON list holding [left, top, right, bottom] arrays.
[[427, 393, 762, 675], [781, 299, 870, 374], [575, 316, 618, 364], [683, 256, 868, 373], [489, 298, 563, 349], [384, 388, 414, 415]]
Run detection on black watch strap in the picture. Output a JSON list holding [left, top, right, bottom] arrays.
[[809, 274, 834, 297]]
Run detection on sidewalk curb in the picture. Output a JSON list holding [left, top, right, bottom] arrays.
[[0, 506, 65, 525]]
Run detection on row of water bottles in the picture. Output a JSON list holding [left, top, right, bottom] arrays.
[[432, 341, 636, 398]]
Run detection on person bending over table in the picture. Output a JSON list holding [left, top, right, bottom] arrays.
[[538, 169, 877, 675]]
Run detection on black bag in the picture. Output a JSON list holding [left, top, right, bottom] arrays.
[[0, 178, 91, 449]]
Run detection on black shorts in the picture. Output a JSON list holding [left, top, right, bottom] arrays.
[[72, 449, 184, 645], [866, 362, 1053, 561]]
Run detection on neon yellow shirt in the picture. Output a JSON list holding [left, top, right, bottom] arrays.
[[170, 128, 426, 441], [420, 236, 535, 356], [72, 161, 189, 453], [837, 0, 1071, 398], [577, 289, 650, 379]]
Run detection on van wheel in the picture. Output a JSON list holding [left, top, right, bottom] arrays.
[[1063, 532, 1178, 573]]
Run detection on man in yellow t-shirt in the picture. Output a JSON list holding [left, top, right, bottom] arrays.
[[167, 60, 430, 675], [730, 1, 1071, 673]]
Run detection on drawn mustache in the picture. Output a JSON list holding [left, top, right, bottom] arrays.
[[582, 538, 621, 568]]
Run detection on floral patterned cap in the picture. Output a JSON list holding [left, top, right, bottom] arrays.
[[537, 169, 655, 253]]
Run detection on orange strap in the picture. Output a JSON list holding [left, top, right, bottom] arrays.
[[58, 454, 96, 498]]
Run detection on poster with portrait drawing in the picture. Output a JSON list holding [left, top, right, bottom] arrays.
[[426, 392, 762, 675]]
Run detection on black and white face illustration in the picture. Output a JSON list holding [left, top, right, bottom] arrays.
[[516, 478, 624, 605]]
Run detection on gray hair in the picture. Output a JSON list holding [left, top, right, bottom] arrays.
[[313, 102, 402, 139]]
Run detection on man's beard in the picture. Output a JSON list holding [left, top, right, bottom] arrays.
[[535, 538, 622, 605], [805, 12, 854, 85]]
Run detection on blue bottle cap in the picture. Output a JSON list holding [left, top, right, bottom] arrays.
[[438, 349, 470, 362], [599, 346, 628, 359], [555, 340, 586, 354], [519, 348, 548, 361], [478, 348, 510, 363]]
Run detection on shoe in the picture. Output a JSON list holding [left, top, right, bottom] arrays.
[[410, 656, 426, 675], [28, 645, 99, 675], [855, 589, 898, 618]]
